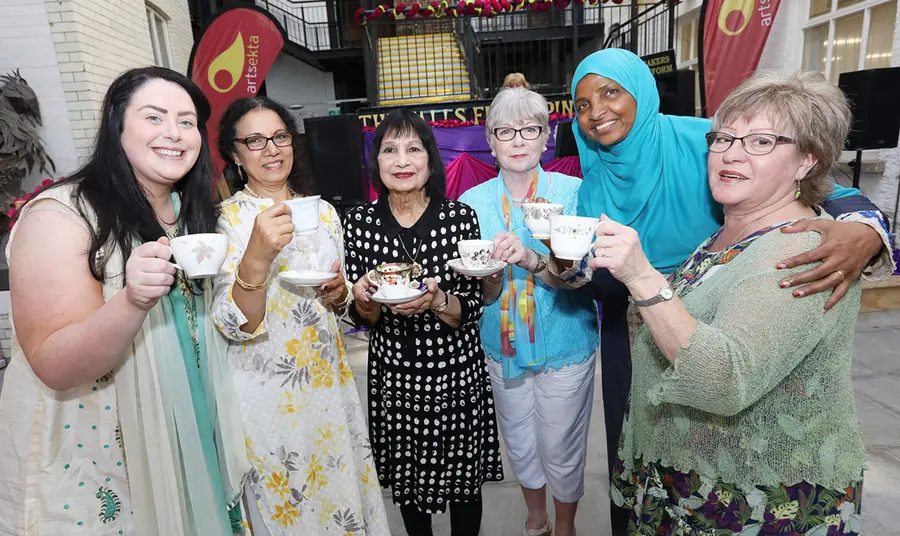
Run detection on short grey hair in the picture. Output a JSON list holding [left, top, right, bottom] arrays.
[[712, 70, 852, 207], [485, 87, 550, 144]]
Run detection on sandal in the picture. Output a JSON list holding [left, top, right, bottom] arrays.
[[523, 521, 552, 536]]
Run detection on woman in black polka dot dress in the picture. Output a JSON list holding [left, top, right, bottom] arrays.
[[346, 110, 503, 536]]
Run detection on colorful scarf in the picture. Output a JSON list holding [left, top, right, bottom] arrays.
[[495, 168, 549, 379]]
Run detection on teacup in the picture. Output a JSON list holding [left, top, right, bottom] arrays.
[[523, 203, 565, 239], [549, 215, 599, 261], [284, 195, 321, 235], [457, 239, 495, 269], [367, 262, 413, 298], [170, 233, 228, 279]]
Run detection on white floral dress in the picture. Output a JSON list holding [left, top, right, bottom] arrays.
[[212, 191, 390, 536]]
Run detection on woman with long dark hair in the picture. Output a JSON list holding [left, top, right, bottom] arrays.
[[212, 97, 390, 535], [0, 67, 248, 535]]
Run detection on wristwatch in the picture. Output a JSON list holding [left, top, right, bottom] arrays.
[[432, 290, 451, 313], [630, 286, 675, 307]]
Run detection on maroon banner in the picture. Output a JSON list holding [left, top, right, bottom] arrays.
[[699, 0, 780, 117], [188, 7, 284, 178]]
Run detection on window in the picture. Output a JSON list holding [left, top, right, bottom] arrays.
[[146, 4, 171, 69], [803, 0, 897, 84]]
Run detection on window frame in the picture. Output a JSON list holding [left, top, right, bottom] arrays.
[[802, 0, 897, 80], [146, 3, 173, 69]]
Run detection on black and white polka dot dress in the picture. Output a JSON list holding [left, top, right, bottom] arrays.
[[344, 196, 504, 513]]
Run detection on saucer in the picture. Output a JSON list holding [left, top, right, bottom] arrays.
[[447, 258, 506, 277], [279, 270, 337, 287], [370, 283, 426, 304], [530, 233, 550, 240]]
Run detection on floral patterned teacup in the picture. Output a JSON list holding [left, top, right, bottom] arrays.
[[170, 233, 228, 279], [523, 202, 565, 239], [457, 239, 495, 269], [549, 215, 599, 261], [367, 262, 415, 298]]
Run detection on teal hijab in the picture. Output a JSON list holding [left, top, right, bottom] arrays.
[[572, 49, 722, 273]]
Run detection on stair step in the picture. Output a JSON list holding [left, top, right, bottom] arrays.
[[380, 56, 465, 66], [380, 94, 474, 106], [861, 276, 900, 312], [378, 70, 469, 82], [379, 80, 470, 92], [380, 87, 473, 98]]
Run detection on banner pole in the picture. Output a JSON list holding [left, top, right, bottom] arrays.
[[697, 0, 709, 118]]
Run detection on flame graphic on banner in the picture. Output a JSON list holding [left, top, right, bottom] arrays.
[[208, 33, 244, 93], [717, 0, 755, 36]]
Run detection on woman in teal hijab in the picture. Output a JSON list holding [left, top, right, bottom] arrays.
[[565, 48, 893, 536]]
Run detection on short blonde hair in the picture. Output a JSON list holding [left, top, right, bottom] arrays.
[[502, 72, 530, 89], [485, 87, 550, 145], [712, 70, 851, 207]]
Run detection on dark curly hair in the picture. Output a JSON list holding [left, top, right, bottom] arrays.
[[217, 97, 311, 195]]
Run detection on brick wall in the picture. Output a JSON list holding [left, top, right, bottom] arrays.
[[45, 0, 194, 161]]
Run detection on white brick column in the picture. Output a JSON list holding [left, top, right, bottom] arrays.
[[45, 0, 194, 162]]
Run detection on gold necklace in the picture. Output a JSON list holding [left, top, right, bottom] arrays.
[[244, 184, 298, 199]]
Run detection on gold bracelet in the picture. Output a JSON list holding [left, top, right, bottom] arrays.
[[235, 261, 268, 291]]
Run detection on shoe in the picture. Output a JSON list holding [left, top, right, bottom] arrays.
[[523, 521, 552, 536]]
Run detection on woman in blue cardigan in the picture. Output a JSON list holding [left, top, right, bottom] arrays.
[[557, 49, 894, 536]]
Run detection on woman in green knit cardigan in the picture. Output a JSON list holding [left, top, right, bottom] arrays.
[[589, 70, 877, 535]]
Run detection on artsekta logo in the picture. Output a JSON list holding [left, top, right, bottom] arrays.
[[717, 0, 755, 36], [700, 0, 780, 116], [207, 32, 263, 94], [188, 7, 284, 176]]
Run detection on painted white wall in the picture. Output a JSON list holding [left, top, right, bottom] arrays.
[[265, 52, 336, 122], [0, 0, 78, 190]]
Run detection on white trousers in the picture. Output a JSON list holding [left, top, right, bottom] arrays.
[[486, 354, 596, 503]]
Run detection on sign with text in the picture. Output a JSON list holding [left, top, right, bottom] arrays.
[[642, 50, 677, 77], [699, 0, 781, 116], [357, 94, 575, 129], [188, 7, 285, 176]]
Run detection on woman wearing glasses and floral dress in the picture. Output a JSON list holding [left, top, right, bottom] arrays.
[[212, 97, 390, 535], [459, 88, 599, 536]]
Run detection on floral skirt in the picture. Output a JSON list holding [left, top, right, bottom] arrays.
[[612, 457, 863, 535]]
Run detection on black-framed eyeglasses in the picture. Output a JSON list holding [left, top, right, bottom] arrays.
[[705, 132, 795, 156], [234, 132, 294, 151], [493, 126, 543, 142]]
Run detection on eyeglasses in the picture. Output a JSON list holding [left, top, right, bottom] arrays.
[[234, 132, 294, 151], [705, 132, 795, 156], [492, 126, 543, 142]]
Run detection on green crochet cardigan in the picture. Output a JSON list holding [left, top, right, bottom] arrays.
[[621, 223, 867, 493]]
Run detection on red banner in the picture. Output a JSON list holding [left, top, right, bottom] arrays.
[[188, 7, 284, 177], [699, 0, 780, 117]]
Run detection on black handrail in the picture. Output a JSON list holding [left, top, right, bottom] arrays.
[[602, 0, 674, 53], [258, 0, 360, 50]]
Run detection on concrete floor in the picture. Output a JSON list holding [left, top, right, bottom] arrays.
[[343, 311, 900, 536], [0, 311, 895, 535]]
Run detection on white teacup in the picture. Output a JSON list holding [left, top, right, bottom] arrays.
[[457, 239, 495, 269], [170, 233, 228, 279], [284, 195, 321, 235], [523, 203, 565, 239], [549, 215, 599, 261]]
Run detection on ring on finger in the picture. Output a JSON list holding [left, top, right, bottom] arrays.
[[510, 246, 517, 256], [835, 269, 846, 282]]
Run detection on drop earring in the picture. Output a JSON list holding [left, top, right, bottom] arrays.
[[795, 180, 801, 199]]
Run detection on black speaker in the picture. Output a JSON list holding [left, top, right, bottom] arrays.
[[838, 67, 900, 151], [656, 69, 696, 117], [554, 120, 578, 158], [303, 115, 367, 208]]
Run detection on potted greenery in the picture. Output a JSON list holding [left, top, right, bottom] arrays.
[[0, 69, 55, 233]]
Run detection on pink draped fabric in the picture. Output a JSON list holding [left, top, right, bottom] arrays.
[[543, 156, 583, 178], [365, 154, 582, 201]]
